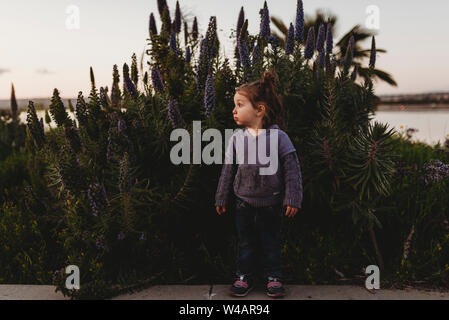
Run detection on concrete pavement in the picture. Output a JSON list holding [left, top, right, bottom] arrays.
[[0, 284, 448, 300], [113, 284, 449, 300], [0, 285, 68, 300]]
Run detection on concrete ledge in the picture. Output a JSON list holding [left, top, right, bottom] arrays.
[[0, 285, 448, 300], [0, 285, 69, 300], [112, 284, 449, 300], [113, 285, 212, 300], [210, 285, 449, 300]]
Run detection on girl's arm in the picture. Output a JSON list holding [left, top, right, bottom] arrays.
[[215, 162, 237, 207], [215, 135, 238, 207], [281, 151, 303, 209]]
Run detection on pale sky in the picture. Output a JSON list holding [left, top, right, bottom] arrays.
[[1, 0, 448, 99]]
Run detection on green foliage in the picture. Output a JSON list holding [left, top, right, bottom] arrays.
[[49, 89, 72, 128], [0, 111, 27, 161], [0, 201, 48, 283], [0, 152, 30, 203]]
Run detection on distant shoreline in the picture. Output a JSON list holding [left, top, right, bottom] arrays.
[[375, 104, 449, 112], [0, 98, 77, 111]]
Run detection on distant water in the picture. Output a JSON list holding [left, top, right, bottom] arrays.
[[372, 106, 449, 146], [15, 105, 449, 147], [0, 98, 75, 111], [18, 110, 77, 132]]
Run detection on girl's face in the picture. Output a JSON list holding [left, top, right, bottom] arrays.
[[233, 91, 265, 128]]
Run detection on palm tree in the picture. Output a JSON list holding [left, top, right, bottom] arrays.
[[271, 9, 397, 86]]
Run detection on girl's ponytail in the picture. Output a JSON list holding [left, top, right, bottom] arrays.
[[261, 70, 277, 90]]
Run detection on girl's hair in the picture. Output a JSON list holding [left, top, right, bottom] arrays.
[[235, 70, 285, 130]]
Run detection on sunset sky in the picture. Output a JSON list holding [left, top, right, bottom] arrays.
[[1, 0, 448, 99]]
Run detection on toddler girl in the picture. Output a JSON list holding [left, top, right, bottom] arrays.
[[215, 70, 303, 298]]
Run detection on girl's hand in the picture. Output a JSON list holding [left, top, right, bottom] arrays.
[[284, 205, 299, 218], [216, 205, 226, 215]]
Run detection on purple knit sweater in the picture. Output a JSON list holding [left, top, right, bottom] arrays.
[[215, 124, 303, 208]]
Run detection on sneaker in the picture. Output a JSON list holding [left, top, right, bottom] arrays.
[[266, 276, 285, 298], [229, 274, 254, 297]]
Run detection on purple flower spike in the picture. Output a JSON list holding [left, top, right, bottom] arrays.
[[87, 183, 109, 217], [124, 76, 138, 99], [204, 74, 215, 118], [169, 31, 178, 55], [252, 43, 260, 65], [268, 35, 280, 48], [237, 7, 245, 38], [238, 36, 251, 68], [151, 66, 164, 92], [99, 87, 109, 109], [192, 17, 198, 40], [196, 38, 211, 89], [286, 23, 295, 55], [167, 98, 184, 129], [149, 13, 158, 36], [316, 24, 325, 52], [295, 0, 304, 42], [174, 1, 181, 33], [369, 36, 376, 68], [349, 34, 355, 56], [259, 1, 270, 40], [186, 46, 191, 63], [65, 126, 82, 153], [325, 23, 333, 54], [343, 34, 355, 69], [26, 101, 46, 149], [318, 50, 325, 69], [157, 0, 168, 18], [304, 27, 315, 59]]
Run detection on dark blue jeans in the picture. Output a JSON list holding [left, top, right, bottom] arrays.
[[235, 197, 284, 279]]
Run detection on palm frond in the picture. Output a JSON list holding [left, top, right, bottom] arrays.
[[357, 67, 398, 86], [270, 16, 288, 36]]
